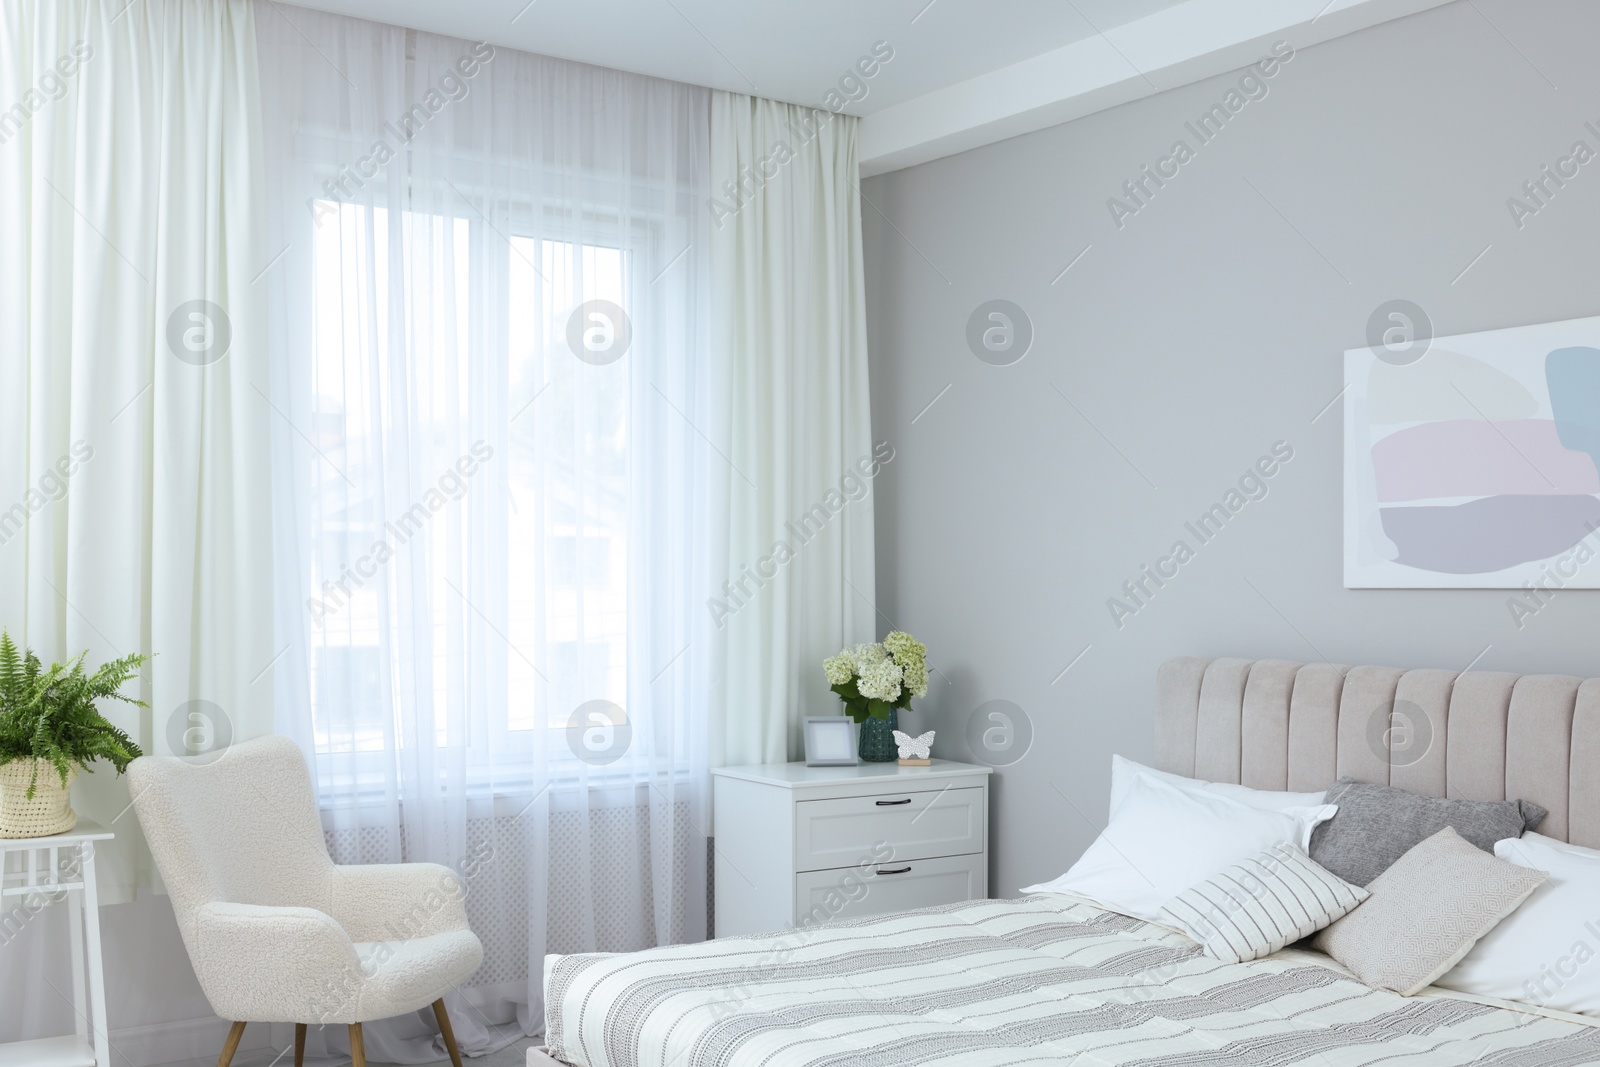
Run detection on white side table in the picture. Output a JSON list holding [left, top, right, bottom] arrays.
[[712, 760, 992, 937], [0, 820, 114, 1067]]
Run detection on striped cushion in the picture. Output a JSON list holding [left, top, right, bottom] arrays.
[[1159, 843, 1368, 963]]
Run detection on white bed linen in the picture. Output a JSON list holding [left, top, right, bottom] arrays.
[[1020, 773, 1335, 919], [543, 895, 1600, 1067], [1438, 832, 1600, 1013], [1109, 754, 1328, 812]]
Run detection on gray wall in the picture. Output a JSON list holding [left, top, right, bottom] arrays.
[[862, 0, 1600, 900]]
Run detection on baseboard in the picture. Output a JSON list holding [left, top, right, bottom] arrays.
[[110, 1015, 272, 1067]]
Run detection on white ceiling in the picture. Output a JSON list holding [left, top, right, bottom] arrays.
[[281, 0, 1193, 115], [280, 0, 1458, 174]]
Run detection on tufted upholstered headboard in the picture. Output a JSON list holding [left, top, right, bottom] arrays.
[[1155, 657, 1600, 849]]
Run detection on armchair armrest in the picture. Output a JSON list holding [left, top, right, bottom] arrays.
[[193, 902, 364, 1023], [329, 862, 471, 943]]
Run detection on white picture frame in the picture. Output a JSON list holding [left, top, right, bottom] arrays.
[[803, 717, 858, 767]]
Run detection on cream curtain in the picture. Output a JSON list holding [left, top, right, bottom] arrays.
[[0, 0, 271, 1047], [707, 93, 880, 769], [0, 0, 272, 901]]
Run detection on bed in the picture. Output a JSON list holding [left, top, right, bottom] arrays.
[[533, 656, 1600, 1066]]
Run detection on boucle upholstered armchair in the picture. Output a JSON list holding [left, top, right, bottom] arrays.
[[129, 735, 484, 1067]]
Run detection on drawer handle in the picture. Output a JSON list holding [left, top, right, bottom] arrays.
[[875, 798, 912, 806], [876, 866, 912, 875]]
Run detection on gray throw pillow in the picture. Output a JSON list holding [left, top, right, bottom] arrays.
[[1308, 778, 1546, 887]]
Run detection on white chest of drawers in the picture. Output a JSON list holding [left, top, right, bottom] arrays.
[[711, 760, 992, 937]]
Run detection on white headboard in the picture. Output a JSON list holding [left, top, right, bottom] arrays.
[[1155, 657, 1600, 848]]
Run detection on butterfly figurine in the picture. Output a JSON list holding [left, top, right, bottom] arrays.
[[893, 729, 935, 760]]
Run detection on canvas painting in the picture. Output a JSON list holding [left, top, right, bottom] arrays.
[[1345, 314, 1600, 589]]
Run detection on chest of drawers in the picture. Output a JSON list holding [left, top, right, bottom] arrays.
[[711, 760, 992, 937]]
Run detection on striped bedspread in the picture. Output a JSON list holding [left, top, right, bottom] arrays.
[[544, 896, 1600, 1066]]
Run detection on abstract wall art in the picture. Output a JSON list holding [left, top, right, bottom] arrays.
[[1345, 314, 1600, 588]]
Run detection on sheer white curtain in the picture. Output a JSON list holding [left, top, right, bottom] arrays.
[[258, 6, 710, 1058]]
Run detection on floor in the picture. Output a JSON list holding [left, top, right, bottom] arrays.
[[153, 1036, 544, 1067]]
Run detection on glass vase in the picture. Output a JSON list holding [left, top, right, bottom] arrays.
[[857, 708, 899, 762]]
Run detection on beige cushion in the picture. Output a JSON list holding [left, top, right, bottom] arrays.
[[1312, 826, 1546, 995]]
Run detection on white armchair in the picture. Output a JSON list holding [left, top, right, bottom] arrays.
[[129, 735, 484, 1067]]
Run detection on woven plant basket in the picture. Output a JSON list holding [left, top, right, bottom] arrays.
[[0, 759, 77, 838]]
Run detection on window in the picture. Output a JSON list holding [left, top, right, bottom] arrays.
[[505, 235, 630, 733], [306, 200, 637, 775]]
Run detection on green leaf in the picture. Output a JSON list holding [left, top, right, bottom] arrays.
[[0, 629, 149, 790], [833, 691, 872, 722], [866, 699, 892, 720]]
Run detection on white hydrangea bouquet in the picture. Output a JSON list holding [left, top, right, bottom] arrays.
[[823, 631, 929, 724]]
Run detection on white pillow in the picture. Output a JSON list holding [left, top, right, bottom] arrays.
[[1111, 756, 1329, 848], [1436, 832, 1599, 1012], [1023, 772, 1338, 922], [1111, 755, 1327, 818], [1159, 843, 1367, 962]]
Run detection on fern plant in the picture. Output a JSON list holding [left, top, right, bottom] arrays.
[[0, 631, 148, 798]]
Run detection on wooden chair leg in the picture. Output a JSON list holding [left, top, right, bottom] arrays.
[[433, 999, 465, 1067], [216, 1021, 247, 1067], [348, 1022, 366, 1067], [294, 1023, 307, 1067]]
